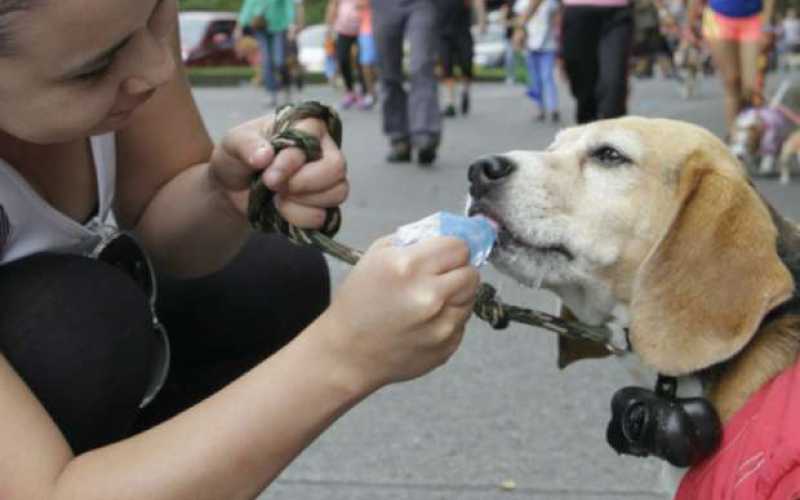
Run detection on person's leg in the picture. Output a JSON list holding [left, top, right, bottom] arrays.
[[406, 0, 442, 162], [336, 34, 357, 94], [270, 31, 290, 103], [440, 36, 458, 117], [457, 30, 474, 115], [504, 38, 516, 84], [708, 39, 743, 131], [255, 31, 278, 105], [539, 50, 560, 120], [525, 49, 544, 118], [135, 232, 330, 430], [561, 6, 601, 123], [738, 40, 761, 105], [357, 33, 378, 107], [595, 6, 633, 119], [372, 0, 411, 158], [0, 253, 156, 454]]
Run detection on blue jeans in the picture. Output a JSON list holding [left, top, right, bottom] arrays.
[[255, 30, 287, 93], [525, 50, 558, 112]]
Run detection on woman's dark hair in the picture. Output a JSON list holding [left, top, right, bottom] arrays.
[[0, 0, 40, 56]]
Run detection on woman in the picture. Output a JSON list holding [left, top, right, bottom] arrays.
[[686, 0, 776, 133], [517, 0, 561, 123], [236, 0, 296, 107], [559, 0, 634, 123], [0, 1, 479, 498], [326, 0, 365, 109]]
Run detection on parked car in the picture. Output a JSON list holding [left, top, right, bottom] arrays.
[[473, 22, 507, 69], [297, 24, 328, 74], [179, 11, 249, 67]]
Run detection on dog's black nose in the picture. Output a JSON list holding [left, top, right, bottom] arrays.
[[468, 155, 515, 198]]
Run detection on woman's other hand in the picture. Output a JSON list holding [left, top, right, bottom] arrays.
[[209, 114, 349, 229], [319, 236, 481, 390]]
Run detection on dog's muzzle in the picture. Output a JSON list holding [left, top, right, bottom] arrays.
[[468, 155, 515, 199]]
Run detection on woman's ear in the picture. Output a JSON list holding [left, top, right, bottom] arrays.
[[629, 151, 794, 376]]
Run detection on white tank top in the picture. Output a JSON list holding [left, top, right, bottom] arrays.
[[0, 134, 116, 264]]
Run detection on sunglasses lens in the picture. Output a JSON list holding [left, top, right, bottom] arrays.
[[97, 233, 155, 300]]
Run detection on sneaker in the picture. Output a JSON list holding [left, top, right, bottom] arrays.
[[417, 142, 438, 166], [461, 91, 470, 115], [535, 111, 546, 122], [358, 94, 376, 110], [551, 111, 560, 123], [340, 92, 358, 109], [386, 140, 412, 163], [442, 104, 457, 118]]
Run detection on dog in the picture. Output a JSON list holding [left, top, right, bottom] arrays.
[[467, 117, 800, 498], [729, 105, 797, 181]]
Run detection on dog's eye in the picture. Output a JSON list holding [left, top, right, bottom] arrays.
[[589, 146, 630, 167]]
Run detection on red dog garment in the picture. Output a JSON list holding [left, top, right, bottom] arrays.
[[675, 360, 800, 499]]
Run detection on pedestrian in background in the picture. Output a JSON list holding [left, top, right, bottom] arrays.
[[357, 0, 378, 109], [487, 0, 520, 84], [560, 0, 633, 123], [326, 0, 367, 109], [236, 0, 298, 107], [686, 0, 776, 132], [516, 0, 561, 123], [439, 0, 487, 118], [372, 0, 442, 165]]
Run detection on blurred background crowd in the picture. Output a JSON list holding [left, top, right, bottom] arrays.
[[178, 0, 800, 172]]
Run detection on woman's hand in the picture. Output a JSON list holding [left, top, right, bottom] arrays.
[[209, 114, 349, 229], [318, 236, 481, 390]]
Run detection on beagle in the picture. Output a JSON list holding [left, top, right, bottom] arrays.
[[467, 117, 800, 497]]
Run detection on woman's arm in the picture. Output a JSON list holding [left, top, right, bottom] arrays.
[[115, 14, 345, 277], [0, 327, 367, 500], [0, 235, 480, 500]]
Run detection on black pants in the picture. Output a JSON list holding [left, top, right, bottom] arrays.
[[0, 232, 329, 454], [336, 34, 365, 93], [561, 5, 633, 124]]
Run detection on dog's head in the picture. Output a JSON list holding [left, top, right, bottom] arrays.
[[468, 117, 794, 376]]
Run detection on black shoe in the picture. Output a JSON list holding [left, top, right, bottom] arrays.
[[535, 111, 546, 122], [461, 91, 470, 115], [551, 111, 560, 123], [386, 141, 411, 163], [442, 104, 456, 117], [417, 142, 438, 166]]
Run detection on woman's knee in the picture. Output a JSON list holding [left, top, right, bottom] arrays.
[[0, 253, 157, 452]]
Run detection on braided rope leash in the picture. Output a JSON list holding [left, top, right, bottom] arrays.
[[247, 101, 618, 354]]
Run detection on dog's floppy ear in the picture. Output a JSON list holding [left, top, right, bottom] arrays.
[[629, 151, 794, 376]]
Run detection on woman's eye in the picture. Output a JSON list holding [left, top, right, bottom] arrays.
[[75, 63, 112, 81], [590, 146, 629, 166]]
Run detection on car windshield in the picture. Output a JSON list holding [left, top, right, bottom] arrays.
[[180, 16, 208, 49]]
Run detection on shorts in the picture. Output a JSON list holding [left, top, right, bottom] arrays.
[[702, 8, 763, 42], [439, 32, 474, 79], [359, 33, 376, 65]]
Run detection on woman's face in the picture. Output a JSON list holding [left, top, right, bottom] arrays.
[[0, 0, 178, 144]]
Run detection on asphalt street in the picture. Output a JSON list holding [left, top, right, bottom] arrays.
[[191, 73, 800, 500]]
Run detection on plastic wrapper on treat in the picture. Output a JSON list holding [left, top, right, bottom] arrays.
[[392, 212, 498, 267]]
